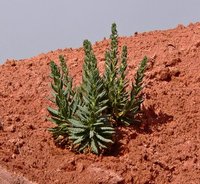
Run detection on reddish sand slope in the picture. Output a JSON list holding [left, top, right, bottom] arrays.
[[0, 22, 200, 184]]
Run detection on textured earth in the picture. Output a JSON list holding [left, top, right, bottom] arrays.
[[0, 22, 200, 184]]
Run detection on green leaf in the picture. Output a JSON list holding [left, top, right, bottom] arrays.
[[68, 119, 87, 128], [77, 105, 90, 115], [68, 127, 86, 134], [89, 130, 95, 138], [49, 117, 67, 125], [95, 106, 108, 115], [93, 122, 105, 126], [69, 134, 84, 140], [47, 107, 60, 117], [100, 127, 115, 131], [96, 134, 113, 143], [91, 139, 99, 154], [101, 131, 115, 134], [97, 141, 108, 149], [51, 83, 58, 93], [79, 141, 89, 152], [75, 110, 87, 121], [73, 136, 84, 144]]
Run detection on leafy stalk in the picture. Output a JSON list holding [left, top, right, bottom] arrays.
[[103, 23, 147, 125], [68, 40, 114, 154], [120, 56, 147, 125], [48, 56, 79, 138]]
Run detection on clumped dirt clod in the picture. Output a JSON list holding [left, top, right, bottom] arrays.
[[0, 22, 200, 184]]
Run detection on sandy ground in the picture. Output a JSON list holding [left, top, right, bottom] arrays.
[[0, 166, 35, 184], [0, 22, 200, 184]]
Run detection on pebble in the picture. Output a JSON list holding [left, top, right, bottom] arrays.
[[76, 163, 85, 173], [164, 57, 182, 67], [158, 68, 171, 81], [59, 158, 76, 171], [0, 121, 3, 130], [5, 124, 16, 132]]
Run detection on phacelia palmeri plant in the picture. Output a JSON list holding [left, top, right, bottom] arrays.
[[48, 23, 147, 154]]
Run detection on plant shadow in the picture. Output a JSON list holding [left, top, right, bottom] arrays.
[[105, 105, 173, 156], [135, 105, 174, 134]]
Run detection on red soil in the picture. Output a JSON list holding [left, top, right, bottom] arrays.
[[0, 22, 200, 184]]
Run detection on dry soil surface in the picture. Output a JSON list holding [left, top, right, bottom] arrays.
[[0, 22, 200, 184]]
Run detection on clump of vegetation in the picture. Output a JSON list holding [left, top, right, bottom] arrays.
[[48, 23, 147, 154]]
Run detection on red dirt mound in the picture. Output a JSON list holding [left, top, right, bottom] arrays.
[[0, 22, 200, 184]]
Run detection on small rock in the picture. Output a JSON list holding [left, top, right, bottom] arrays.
[[88, 165, 124, 184], [28, 62, 33, 67], [11, 154, 16, 159], [13, 146, 20, 154], [73, 58, 78, 62], [18, 132, 23, 138], [15, 116, 21, 122], [194, 41, 200, 48], [28, 124, 36, 130], [167, 43, 176, 48], [165, 58, 182, 67], [99, 56, 104, 62], [176, 24, 185, 30], [10, 61, 17, 67], [72, 63, 78, 67], [2, 156, 10, 162], [0, 121, 3, 130], [170, 68, 180, 77], [76, 163, 85, 173], [9, 139, 17, 144], [6, 117, 12, 122], [59, 158, 76, 171], [157, 68, 171, 81], [168, 129, 174, 136], [5, 124, 16, 132], [15, 140, 25, 148]]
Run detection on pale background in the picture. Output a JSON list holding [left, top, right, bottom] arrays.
[[0, 0, 200, 63]]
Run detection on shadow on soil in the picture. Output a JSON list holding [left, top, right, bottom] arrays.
[[136, 105, 174, 134], [106, 105, 173, 156]]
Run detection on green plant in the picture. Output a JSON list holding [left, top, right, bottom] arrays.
[[48, 23, 147, 154], [103, 23, 147, 125], [47, 55, 79, 138], [68, 40, 115, 154]]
